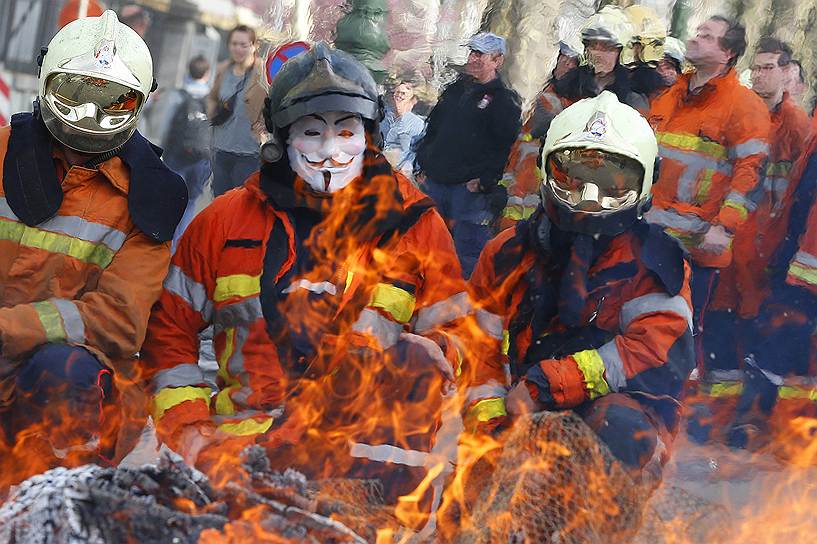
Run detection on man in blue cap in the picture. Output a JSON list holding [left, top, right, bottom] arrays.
[[416, 32, 522, 278]]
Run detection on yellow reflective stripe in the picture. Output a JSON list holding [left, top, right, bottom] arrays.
[[788, 262, 817, 286], [778, 386, 817, 401], [501, 330, 510, 356], [215, 384, 240, 416], [501, 205, 538, 221], [573, 349, 611, 400], [521, 133, 533, 142], [468, 398, 507, 423], [0, 219, 115, 268], [695, 168, 715, 202], [217, 417, 274, 436], [656, 132, 727, 160], [32, 301, 66, 343], [369, 283, 416, 324], [700, 382, 743, 397], [213, 274, 260, 302], [152, 386, 211, 421], [217, 327, 236, 382], [344, 271, 355, 293], [767, 161, 792, 178], [722, 201, 749, 221]]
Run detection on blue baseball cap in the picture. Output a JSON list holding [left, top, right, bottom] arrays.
[[468, 32, 507, 55]]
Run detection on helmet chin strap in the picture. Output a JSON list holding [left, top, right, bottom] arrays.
[[323, 171, 332, 192]]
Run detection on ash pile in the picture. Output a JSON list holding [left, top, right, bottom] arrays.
[[0, 414, 731, 543]]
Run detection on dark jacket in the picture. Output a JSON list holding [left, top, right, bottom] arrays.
[[416, 75, 521, 189]]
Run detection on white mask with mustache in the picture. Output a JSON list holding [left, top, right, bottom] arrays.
[[287, 111, 366, 193]]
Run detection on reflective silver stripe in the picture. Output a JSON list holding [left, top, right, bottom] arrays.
[[763, 176, 789, 195], [730, 139, 769, 159], [413, 292, 472, 333], [349, 442, 429, 467], [227, 325, 251, 381], [507, 194, 541, 207], [282, 279, 337, 296], [50, 298, 85, 344], [230, 386, 254, 406], [597, 340, 626, 392], [213, 296, 263, 332], [465, 380, 507, 404], [475, 309, 504, 340], [658, 145, 732, 203], [541, 91, 563, 114], [0, 197, 127, 252], [723, 191, 753, 210], [517, 141, 540, 157], [151, 364, 207, 393], [644, 207, 711, 234], [352, 308, 403, 349], [164, 265, 213, 320], [212, 406, 283, 424], [793, 251, 817, 270], [620, 293, 693, 330]]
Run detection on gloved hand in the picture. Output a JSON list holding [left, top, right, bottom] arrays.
[[506, 380, 539, 417]]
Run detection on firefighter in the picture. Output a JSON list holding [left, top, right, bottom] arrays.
[[141, 43, 471, 514], [0, 11, 186, 468], [622, 4, 669, 100], [466, 92, 694, 480], [499, 7, 646, 232], [644, 16, 770, 365]]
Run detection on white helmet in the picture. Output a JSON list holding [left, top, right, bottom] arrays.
[[581, 6, 633, 50], [540, 91, 657, 234], [663, 36, 686, 67], [38, 10, 155, 154]]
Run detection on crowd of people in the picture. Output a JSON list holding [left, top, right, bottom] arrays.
[[0, 3, 816, 534]]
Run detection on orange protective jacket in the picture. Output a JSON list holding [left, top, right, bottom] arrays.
[[0, 125, 175, 396], [646, 69, 771, 268], [712, 94, 811, 315], [141, 173, 471, 443], [465, 219, 694, 430], [499, 87, 573, 230]]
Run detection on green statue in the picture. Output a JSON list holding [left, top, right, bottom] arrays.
[[335, 0, 390, 83]]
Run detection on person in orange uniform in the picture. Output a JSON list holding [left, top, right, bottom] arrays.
[[644, 16, 770, 362], [466, 92, 694, 479], [141, 44, 472, 512], [0, 11, 186, 469], [707, 38, 811, 368]]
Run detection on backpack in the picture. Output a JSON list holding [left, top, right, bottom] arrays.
[[164, 89, 211, 161]]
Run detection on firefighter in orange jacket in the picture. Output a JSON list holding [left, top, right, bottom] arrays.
[[645, 16, 770, 363], [0, 12, 186, 469], [466, 92, 694, 478], [707, 38, 811, 369], [141, 44, 471, 509]]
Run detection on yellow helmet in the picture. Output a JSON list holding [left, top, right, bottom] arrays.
[[621, 5, 666, 66], [540, 91, 657, 234]]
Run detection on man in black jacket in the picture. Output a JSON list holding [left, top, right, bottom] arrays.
[[416, 32, 522, 277]]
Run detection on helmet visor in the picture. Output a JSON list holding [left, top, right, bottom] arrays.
[[546, 148, 643, 212], [44, 73, 142, 134]]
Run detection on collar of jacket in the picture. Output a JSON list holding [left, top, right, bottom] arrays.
[[3, 112, 187, 242], [679, 67, 737, 99]]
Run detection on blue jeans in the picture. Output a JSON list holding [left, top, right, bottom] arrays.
[[420, 180, 493, 278], [165, 155, 211, 247], [211, 150, 259, 197]]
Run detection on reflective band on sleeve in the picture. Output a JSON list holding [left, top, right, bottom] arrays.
[[723, 191, 752, 219], [352, 308, 403, 349], [349, 442, 429, 467], [788, 262, 817, 286], [214, 274, 261, 302], [414, 292, 472, 333], [777, 386, 817, 401], [213, 297, 263, 332], [597, 340, 627, 392], [620, 293, 693, 330], [572, 349, 611, 400], [0, 219, 116, 268], [793, 251, 817, 270], [467, 397, 507, 423], [152, 386, 211, 421], [729, 139, 769, 159], [369, 283, 416, 324], [465, 381, 508, 404], [50, 298, 85, 344], [32, 300, 66, 343], [475, 309, 504, 340], [151, 364, 207, 393], [644, 207, 711, 235], [700, 381, 743, 397], [217, 417, 274, 436], [164, 265, 213, 320], [282, 279, 338, 295]]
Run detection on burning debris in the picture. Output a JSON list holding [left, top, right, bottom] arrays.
[[0, 413, 734, 544]]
